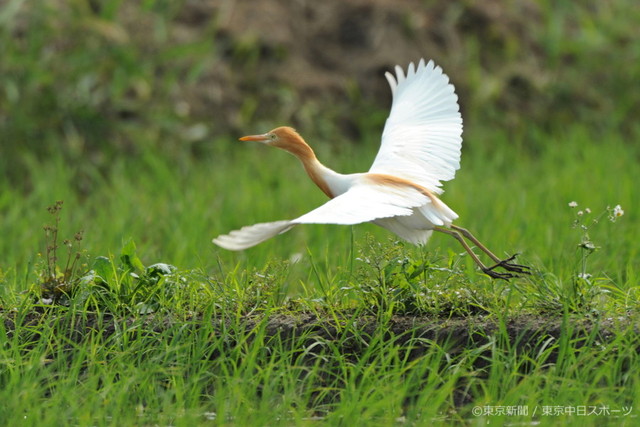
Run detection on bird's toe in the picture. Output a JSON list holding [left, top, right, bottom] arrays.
[[482, 268, 515, 280], [486, 253, 531, 276]]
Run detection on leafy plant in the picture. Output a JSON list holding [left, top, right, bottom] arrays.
[[85, 239, 184, 315]]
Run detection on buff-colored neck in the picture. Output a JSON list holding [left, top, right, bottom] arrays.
[[272, 127, 336, 198]]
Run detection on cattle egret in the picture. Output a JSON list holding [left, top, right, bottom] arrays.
[[214, 59, 529, 279]]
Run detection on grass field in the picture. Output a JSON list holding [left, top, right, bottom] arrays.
[[2, 122, 638, 426], [1, 1, 639, 426]]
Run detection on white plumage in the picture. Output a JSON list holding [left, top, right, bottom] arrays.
[[372, 59, 463, 194], [214, 59, 459, 249], [213, 59, 529, 279]]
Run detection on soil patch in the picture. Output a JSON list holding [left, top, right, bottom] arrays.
[[4, 309, 634, 362]]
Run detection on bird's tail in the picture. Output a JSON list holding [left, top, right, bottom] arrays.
[[213, 220, 295, 251]]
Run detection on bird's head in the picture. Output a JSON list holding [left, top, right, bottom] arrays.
[[239, 126, 311, 158]]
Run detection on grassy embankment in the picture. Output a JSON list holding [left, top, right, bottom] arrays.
[[1, 2, 638, 425]]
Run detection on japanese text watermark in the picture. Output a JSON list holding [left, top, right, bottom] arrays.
[[472, 405, 633, 417]]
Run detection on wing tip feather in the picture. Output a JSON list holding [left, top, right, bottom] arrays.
[[385, 71, 397, 94], [213, 220, 295, 251]]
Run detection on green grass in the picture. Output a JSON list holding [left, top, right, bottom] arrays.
[[2, 124, 636, 298], [1, 124, 638, 425], [2, 1, 640, 425], [1, 280, 638, 426]]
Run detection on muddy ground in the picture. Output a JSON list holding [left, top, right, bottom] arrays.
[[3, 306, 636, 408], [4, 309, 634, 363]]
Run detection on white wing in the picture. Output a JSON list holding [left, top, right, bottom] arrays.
[[294, 182, 428, 224], [213, 221, 294, 251], [369, 59, 463, 194], [213, 182, 430, 251]]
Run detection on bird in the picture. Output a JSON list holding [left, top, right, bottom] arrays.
[[213, 59, 529, 279]]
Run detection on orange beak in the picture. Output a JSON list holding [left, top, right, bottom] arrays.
[[239, 133, 269, 142]]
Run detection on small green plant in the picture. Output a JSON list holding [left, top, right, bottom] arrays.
[[569, 201, 625, 281], [87, 239, 185, 315], [350, 236, 491, 316], [38, 201, 85, 304], [515, 202, 626, 314], [568, 201, 625, 310]]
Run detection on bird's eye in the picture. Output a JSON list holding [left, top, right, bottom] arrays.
[[269, 133, 277, 141]]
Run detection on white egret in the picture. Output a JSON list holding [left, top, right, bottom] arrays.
[[214, 59, 529, 279]]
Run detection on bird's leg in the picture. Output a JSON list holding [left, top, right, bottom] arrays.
[[450, 225, 531, 275], [434, 227, 515, 280], [450, 225, 501, 263]]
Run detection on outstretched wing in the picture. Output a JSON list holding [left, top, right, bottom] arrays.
[[369, 59, 463, 194], [213, 182, 430, 251], [213, 221, 295, 251]]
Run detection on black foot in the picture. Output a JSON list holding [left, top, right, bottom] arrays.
[[483, 254, 531, 280], [482, 268, 516, 280]]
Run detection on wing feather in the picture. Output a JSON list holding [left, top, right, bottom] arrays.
[[213, 220, 295, 251], [370, 59, 463, 194], [293, 183, 427, 225], [213, 182, 431, 251]]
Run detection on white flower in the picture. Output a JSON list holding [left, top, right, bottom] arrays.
[[585, 208, 591, 214], [609, 205, 624, 222], [579, 240, 596, 250], [577, 210, 584, 216], [613, 205, 624, 218], [568, 201, 578, 208]]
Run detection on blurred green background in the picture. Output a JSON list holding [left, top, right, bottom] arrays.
[[1, 0, 638, 284]]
